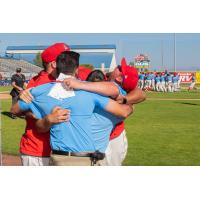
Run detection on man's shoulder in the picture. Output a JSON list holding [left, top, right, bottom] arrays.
[[31, 82, 55, 95], [117, 85, 126, 96], [31, 70, 44, 79], [75, 90, 99, 97], [75, 90, 108, 101], [11, 74, 17, 78]]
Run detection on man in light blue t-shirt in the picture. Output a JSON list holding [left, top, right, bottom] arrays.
[[63, 58, 141, 166], [11, 51, 133, 166]]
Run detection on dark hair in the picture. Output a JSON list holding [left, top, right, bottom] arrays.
[[105, 72, 112, 80], [42, 62, 48, 70], [56, 51, 80, 75], [16, 68, 21, 73], [86, 70, 106, 82]]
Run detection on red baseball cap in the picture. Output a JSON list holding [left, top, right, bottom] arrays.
[[77, 66, 92, 81], [120, 57, 139, 92], [41, 43, 70, 63]]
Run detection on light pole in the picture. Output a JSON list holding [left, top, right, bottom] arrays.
[[174, 33, 176, 72], [161, 40, 164, 69]]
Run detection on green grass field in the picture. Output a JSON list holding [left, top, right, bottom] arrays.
[[0, 86, 12, 92], [1, 88, 200, 165]]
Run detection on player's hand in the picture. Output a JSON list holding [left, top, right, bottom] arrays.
[[19, 88, 34, 103], [63, 78, 82, 90], [18, 88, 23, 91], [47, 106, 71, 124], [116, 94, 126, 104]]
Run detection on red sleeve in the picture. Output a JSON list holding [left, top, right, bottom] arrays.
[[110, 122, 125, 140], [27, 78, 36, 88]]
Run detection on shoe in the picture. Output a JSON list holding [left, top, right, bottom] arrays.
[[10, 113, 17, 119], [19, 115, 25, 119]]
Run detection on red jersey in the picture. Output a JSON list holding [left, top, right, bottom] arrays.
[[20, 71, 55, 157], [110, 122, 125, 140]]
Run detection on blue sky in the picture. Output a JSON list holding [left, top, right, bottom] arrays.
[[0, 33, 200, 71]]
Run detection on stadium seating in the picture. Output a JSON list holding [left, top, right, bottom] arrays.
[[0, 58, 41, 81]]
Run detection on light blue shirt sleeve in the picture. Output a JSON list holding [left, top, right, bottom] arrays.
[[18, 100, 31, 111], [18, 100, 43, 119], [93, 94, 110, 110]]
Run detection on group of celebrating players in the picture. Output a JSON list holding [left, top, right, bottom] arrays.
[[138, 71, 182, 92], [10, 42, 146, 166]]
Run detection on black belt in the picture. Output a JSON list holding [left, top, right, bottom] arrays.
[[52, 150, 105, 160]]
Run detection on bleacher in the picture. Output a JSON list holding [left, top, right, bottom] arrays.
[[0, 58, 42, 85], [0, 57, 41, 73]]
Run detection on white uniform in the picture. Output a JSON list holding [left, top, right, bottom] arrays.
[[166, 74, 173, 92], [102, 130, 128, 166], [188, 75, 196, 90], [21, 154, 50, 166]]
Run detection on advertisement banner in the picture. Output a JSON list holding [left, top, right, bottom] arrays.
[[195, 72, 200, 84], [178, 72, 193, 83]]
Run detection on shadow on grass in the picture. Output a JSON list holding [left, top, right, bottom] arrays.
[[174, 102, 200, 106], [1, 111, 13, 118], [1, 111, 25, 119]]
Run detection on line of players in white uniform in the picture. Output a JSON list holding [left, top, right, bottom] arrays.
[[138, 71, 181, 92]]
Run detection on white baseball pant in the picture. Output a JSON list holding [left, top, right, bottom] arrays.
[[20, 154, 50, 166], [101, 130, 128, 166]]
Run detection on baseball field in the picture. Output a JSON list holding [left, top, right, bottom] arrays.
[[1, 85, 200, 166]]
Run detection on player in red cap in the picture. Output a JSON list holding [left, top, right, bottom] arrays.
[[64, 57, 145, 165], [77, 66, 93, 81], [17, 43, 71, 166]]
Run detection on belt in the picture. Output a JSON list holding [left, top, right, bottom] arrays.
[[52, 150, 92, 157], [52, 150, 105, 160]]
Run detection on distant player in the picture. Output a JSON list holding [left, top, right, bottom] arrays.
[[155, 73, 161, 92], [139, 72, 145, 89], [150, 72, 156, 91], [144, 72, 151, 91], [166, 73, 173, 92], [160, 72, 166, 92], [188, 73, 197, 91], [172, 72, 179, 92], [177, 73, 181, 90]]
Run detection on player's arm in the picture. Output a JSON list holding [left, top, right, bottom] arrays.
[[64, 78, 119, 98], [125, 87, 146, 104], [116, 88, 146, 105], [23, 81, 28, 89], [11, 101, 28, 116], [11, 87, 35, 117], [19, 88, 34, 103], [35, 107, 70, 133], [11, 81, 23, 92], [11, 100, 70, 133], [105, 99, 134, 118]]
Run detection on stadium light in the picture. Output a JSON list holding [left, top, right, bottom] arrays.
[[161, 40, 164, 68], [174, 33, 176, 72]]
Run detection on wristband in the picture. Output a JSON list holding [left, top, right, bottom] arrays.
[[122, 97, 127, 104]]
